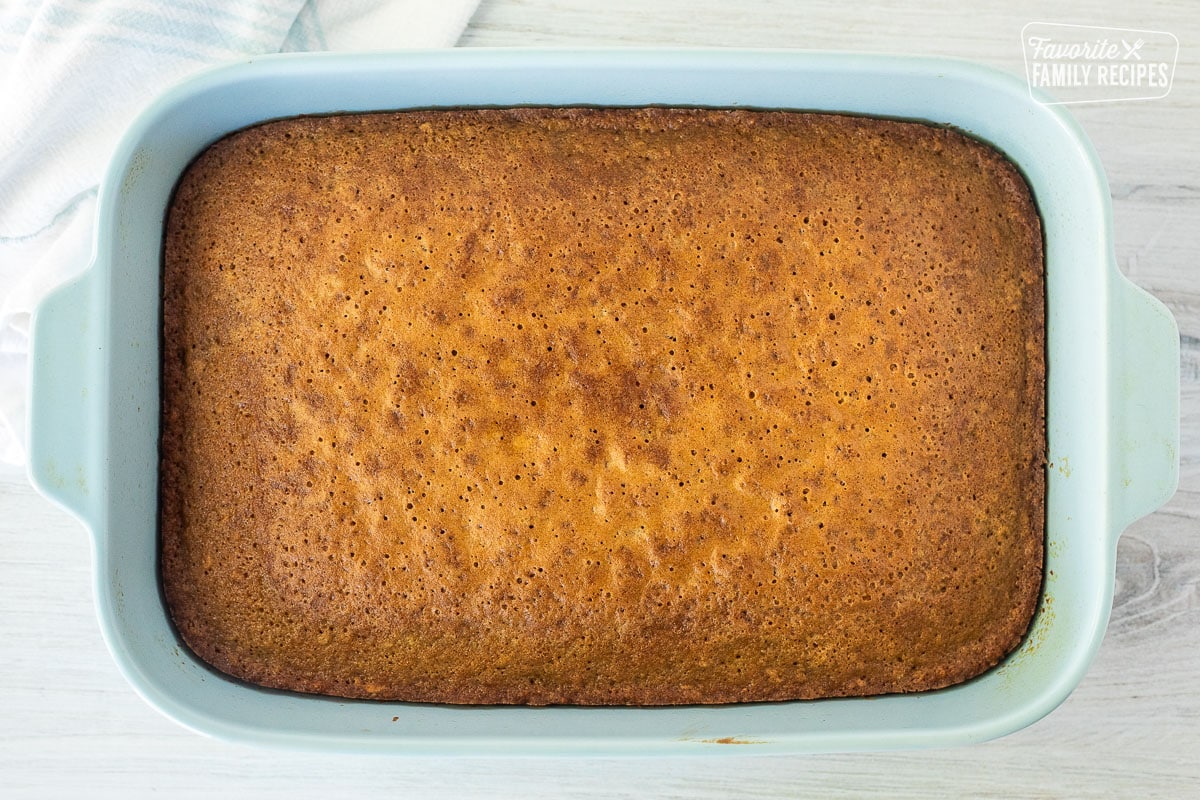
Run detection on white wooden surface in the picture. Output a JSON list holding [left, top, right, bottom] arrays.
[[2, 1, 1197, 796]]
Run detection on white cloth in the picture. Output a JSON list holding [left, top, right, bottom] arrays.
[[0, 0, 480, 465]]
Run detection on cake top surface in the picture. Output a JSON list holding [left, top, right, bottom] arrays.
[[160, 108, 1045, 704]]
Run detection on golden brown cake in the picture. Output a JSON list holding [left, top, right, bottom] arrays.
[[160, 108, 1045, 704]]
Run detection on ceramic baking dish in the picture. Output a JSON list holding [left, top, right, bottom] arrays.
[[27, 49, 1179, 754]]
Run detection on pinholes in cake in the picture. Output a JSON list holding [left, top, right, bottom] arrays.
[[159, 108, 1044, 704]]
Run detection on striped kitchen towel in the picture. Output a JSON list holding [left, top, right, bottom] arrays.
[[0, 0, 481, 465]]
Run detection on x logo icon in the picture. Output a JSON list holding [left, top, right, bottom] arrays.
[[1122, 38, 1145, 60]]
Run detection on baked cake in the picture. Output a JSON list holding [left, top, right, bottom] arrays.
[[160, 108, 1045, 704]]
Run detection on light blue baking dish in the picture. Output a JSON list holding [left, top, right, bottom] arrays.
[[26, 49, 1179, 754]]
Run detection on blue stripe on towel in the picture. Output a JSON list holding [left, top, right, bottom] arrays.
[[281, 0, 326, 53], [168, 0, 301, 41], [13, 26, 240, 62], [3, 0, 300, 60]]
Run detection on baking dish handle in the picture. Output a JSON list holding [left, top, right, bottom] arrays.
[[27, 268, 102, 525], [1109, 274, 1180, 534]]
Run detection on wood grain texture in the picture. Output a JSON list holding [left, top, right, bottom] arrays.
[[1, 0, 1196, 797]]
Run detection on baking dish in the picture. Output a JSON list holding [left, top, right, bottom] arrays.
[[26, 49, 1179, 754]]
